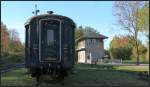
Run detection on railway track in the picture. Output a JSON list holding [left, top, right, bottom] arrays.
[[0, 63, 25, 74]]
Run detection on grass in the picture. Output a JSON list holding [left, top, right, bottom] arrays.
[[1, 64, 149, 86], [122, 59, 149, 64], [1, 68, 36, 86], [115, 65, 149, 72]]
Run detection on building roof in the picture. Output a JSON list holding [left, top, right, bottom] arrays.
[[76, 31, 108, 43]]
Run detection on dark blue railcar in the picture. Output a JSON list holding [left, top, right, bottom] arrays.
[[25, 12, 76, 81]]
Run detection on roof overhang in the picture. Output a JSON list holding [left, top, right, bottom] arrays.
[[75, 36, 108, 43]]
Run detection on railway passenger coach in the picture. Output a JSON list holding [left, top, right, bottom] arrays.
[[24, 11, 76, 81]]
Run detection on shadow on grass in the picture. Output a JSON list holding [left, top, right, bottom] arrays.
[[75, 64, 149, 81]]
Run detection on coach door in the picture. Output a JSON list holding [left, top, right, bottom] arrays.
[[39, 19, 61, 62]]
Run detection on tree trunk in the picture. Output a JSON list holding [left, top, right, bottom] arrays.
[[135, 7, 140, 65], [135, 32, 140, 65], [136, 41, 140, 65]]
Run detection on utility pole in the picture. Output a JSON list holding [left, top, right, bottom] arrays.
[[32, 4, 40, 16]]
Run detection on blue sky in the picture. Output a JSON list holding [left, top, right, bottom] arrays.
[[1, 1, 147, 49]]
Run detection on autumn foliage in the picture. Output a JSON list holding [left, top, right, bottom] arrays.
[[1, 22, 9, 53], [1, 22, 24, 65], [109, 35, 147, 62]]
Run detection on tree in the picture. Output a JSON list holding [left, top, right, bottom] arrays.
[[104, 49, 111, 59], [84, 26, 100, 35], [145, 43, 149, 61], [75, 26, 84, 40], [8, 29, 24, 53], [109, 35, 147, 61], [136, 2, 149, 61], [1, 22, 25, 64], [8, 29, 20, 42], [114, 1, 146, 65], [1, 22, 9, 54], [8, 29, 24, 63], [131, 42, 147, 62], [136, 1, 149, 38], [109, 36, 133, 60]]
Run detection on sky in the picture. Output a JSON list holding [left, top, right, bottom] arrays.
[[1, 1, 148, 49]]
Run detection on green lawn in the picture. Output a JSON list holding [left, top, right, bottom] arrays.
[[115, 65, 149, 72], [1, 68, 36, 86], [122, 60, 149, 64], [1, 64, 149, 86]]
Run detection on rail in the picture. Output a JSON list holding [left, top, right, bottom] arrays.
[[0, 63, 25, 74]]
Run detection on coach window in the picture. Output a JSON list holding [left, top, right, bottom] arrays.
[[47, 30, 54, 46]]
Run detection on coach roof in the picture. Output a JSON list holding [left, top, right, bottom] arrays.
[[25, 14, 76, 26]]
